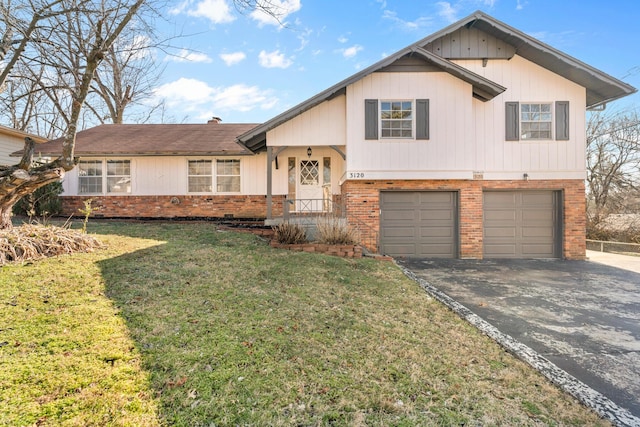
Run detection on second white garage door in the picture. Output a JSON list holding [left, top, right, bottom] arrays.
[[380, 191, 458, 258]]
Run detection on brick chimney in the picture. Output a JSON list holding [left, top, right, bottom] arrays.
[[208, 116, 222, 124]]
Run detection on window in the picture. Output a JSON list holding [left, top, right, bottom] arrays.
[[78, 160, 103, 194], [188, 160, 212, 192], [78, 159, 131, 194], [506, 101, 569, 141], [521, 103, 552, 140], [106, 160, 131, 193], [381, 101, 413, 138], [216, 159, 240, 192], [365, 99, 429, 140]]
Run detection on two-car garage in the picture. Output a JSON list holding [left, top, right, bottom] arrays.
[[380, 190, 561, 259]]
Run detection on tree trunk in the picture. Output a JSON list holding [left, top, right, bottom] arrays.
[[0, 138, 67, 229]]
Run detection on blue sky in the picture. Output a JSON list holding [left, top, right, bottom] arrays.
[[148, 0, 640, 124]]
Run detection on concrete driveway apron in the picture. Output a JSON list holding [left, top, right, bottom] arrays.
[[399, 254, 640, 426]]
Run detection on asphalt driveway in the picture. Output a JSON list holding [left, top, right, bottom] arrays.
[[399, 253, 640, 427]]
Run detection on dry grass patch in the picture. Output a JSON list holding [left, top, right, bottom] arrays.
[[0, 223, 104, 265]]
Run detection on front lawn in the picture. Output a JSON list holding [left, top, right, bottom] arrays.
[[0, 221, 608, 426]]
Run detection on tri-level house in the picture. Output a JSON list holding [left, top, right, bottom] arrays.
[[31, 11, 636, 259]]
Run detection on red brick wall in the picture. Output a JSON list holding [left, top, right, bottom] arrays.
[[341, 179, 586, 260], [59, 195, 284, 219]]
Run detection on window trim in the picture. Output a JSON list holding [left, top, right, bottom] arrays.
[[520, 102, 553, 141], [78, 159, 132, 195], [187, 159, 213, 194], [380, 99, 414, 139]]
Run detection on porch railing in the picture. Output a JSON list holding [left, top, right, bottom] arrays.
[[282, 198, 344, 220], [281, 198, 380, 253]]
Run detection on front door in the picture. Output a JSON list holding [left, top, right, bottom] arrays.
[[297, 159, 323, 212]]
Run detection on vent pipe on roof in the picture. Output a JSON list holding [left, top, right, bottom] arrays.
[[208, 116, 222, 124]]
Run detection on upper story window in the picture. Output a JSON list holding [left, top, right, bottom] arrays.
[[381, 101, 413, 138], [188, 160, 212, 193], [365, 99, 429, 141], [216, 159, 241, 192], [521, 103, 552, 140], [78, 159, 131, 194], [506, 101, 569, 141]]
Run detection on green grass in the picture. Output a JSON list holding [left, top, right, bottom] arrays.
[[0, 221, 609, 426]]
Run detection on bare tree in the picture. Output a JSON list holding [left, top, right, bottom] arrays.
[[586, 110, 640, 222], [0, 0, 150, 228], [0, 0, 284, 229]]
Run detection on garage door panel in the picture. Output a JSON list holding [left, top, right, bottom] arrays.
[[419, 209, 454, 221], [484, 210, 517, 221], [484, 227, 516, 238], [383, 209, 417, 221], [420, 226, 453, 238], [484, 192, 517, 207], [381, 191, 457, 258], [382, 227, 416, 238], [484, 191, 559, 258], [522, 192, 554, 206], [419, 243, 455, 257]]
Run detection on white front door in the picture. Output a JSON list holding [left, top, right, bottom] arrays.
[[297, 159, 324, 212]]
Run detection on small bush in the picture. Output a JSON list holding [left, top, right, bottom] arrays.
[[273, 222, 307, 244], [315, 216, 359, 245], [13, 181, 63, 219]]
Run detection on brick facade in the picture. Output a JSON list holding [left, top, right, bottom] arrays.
[[59, 195, 284, 219], [342, 179, 586, 260]]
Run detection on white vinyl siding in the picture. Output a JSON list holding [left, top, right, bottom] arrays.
[[343, 56, 585, 181], [62, 155, 267, 197]]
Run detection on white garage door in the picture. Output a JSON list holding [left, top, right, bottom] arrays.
[[380, 191, 458, 258], [483, 191, 561, 258]]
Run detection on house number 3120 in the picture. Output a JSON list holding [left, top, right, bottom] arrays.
[[349, 172, 365, 178]]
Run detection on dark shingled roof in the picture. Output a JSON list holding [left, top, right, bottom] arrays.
[[29, 123, 259, 157]]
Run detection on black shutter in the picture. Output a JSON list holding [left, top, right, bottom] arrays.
[[365, 99, 378, 140], [505, 101, 519, 141], [555, 101, 569, 140], [416, 99, 430, 140]]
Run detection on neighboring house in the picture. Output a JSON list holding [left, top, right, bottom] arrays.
[[0, 125, 46, 166], [32, 11, 636, 259]]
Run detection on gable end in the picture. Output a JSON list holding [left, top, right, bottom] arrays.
[[423, 26, 516, 60]]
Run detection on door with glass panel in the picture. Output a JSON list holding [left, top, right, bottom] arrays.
[[288, 157, 331, 212]]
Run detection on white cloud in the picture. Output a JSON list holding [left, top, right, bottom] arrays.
[[258, 50, 293, 68], [436, 2, 458, 23], [167, 49, 213, 63], [152, 78, 278, 115], [219, 51, 247, 66], [516, 0, 527, 10], [250, 0, 301, 27], [382, 10, 433, 30], [187, 0, 235, 24], [337, 35, 348, 44], [341, 45, 363, 59]]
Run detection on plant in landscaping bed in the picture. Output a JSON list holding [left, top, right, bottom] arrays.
[[315, 216, 359, 245], [273, 221, 307, 244]]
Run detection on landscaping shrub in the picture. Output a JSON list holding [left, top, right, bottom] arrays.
[[273, 221, 307, 244], [13, 181, 63, 220], [315, 216, 359, 245]]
